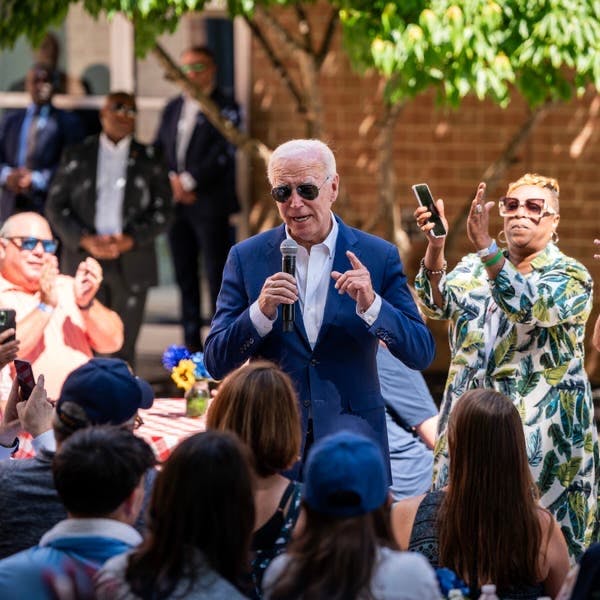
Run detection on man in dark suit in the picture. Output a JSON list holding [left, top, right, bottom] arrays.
[[0, 64, 84, 223], [205, 139, 436, 478], [154, 45, 240, 352], [45, 92, 172, 367]]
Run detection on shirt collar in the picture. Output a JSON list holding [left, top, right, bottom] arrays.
[[39, 518, 142, 547], [529, 242, 559, 271], [286, 212, 338, 255], [99, 132, 132, 154]]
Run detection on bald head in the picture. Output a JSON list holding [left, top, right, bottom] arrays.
[[0, 212, 52, 239]]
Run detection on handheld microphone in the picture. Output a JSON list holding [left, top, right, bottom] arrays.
[[280, 238, 298, 332]]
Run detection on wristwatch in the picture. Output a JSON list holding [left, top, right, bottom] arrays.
[[476, 239, 498, 258]]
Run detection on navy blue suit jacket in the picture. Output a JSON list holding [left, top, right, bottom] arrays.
[[154, 91, 240, 218], [0, 105, 83, 221], [205, 216, 436, 476]]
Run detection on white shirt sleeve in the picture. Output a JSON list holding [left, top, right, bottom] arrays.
[[357, 293, 382, 326], [250, 300, 276, 337], [31, 429, 56, 454]]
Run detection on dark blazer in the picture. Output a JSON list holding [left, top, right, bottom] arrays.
[[0, 104, 84, 220], [204, 217, 436, 471], [154, 91, 240, 218], [45, 135, 172, 287]]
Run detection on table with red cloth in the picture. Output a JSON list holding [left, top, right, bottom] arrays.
[[13, 398, 206, 462]]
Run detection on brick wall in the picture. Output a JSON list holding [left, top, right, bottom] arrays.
[[248, 6, 600, 384]]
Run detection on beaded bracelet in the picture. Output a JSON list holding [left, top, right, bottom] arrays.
[[483, 249, 504, 268], [420, 258, 447, 276]]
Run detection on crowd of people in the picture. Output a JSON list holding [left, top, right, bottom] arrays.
[[0, 38, 600, 600]]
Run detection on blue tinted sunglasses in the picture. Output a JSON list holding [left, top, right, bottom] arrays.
[[5, 236, 58, 254]]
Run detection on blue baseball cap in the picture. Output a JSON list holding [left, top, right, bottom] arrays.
[[303, 431, 388, 518], [56, 358, 154, 428]]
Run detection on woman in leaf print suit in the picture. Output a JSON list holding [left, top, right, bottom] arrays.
[[414, 173, 598, 560]]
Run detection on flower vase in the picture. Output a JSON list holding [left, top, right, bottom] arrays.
[[184, 380, 210, 418]]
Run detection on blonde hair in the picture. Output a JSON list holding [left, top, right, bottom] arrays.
[[507, 173, 559, 211]]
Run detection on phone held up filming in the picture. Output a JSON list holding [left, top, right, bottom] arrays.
[[412, 183, 447, 238]]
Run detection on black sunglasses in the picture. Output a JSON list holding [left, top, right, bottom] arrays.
[[271, 175, 331, 203], [4, 236, 58, 254], [108, 102, 137, 118]]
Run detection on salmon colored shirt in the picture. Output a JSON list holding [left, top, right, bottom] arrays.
[[0, 274, 93, 400]]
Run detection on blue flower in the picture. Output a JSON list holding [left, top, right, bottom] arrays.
[[162, 345, 191, 371], [436, 567, 470, 598], [190, 352, 212, 379]]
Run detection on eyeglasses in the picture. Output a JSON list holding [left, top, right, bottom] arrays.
[[134, 414, 144, 430], [181, 63, 209, 74], [498, 197, 557, 218], [107, 103, 137, 118], [271, 176, 331, 203], [4, 237, 58, 254]]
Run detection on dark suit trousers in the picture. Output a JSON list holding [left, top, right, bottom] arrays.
[[94, 260, 148, 368], [168, 212, 232, 350]]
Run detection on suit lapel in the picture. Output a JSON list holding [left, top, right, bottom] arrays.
[[315, 218, 359, 347], [81, 138, 100, 227], [122, 140, 142, 226]]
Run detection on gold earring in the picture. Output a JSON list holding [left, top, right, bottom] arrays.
[[498, 230, 507, 246]]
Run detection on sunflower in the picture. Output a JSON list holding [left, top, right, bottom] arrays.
[[171, 359, 197, 392]]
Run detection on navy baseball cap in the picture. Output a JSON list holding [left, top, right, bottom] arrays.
[[303, 431, 388, 518], [56, 358, 154, 428]]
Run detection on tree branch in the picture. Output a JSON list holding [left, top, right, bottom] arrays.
[[316, 9, 339, 68], [241, 14, 307, 115], [294, 4, 313, 52], [255, 5, 306, 54]]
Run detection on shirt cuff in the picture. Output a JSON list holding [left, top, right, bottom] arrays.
[[30, 171, 47, 191], [357, 293, 382, 326], [0, 167, 12, 186], [31, 429, 56, 454], [179, 171, 197, 192], [250, 300, 276, 337]]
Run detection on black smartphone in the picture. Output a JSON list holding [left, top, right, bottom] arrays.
[[412, 183, 447, 238], [14, 359, 35, 401], [0, 309, 16, 343]]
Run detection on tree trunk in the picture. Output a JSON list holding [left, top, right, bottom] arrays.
[[364, 101, 410, 255]]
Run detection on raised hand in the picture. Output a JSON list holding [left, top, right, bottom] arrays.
[[0, 329, 19, 370], [39, 255, 59, 308], [414, 199, 449, 248], [331, 250, 375, 313], [74, 257, 103, 309], [466, 182, 495, 250]]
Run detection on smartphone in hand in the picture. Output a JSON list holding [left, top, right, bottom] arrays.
[[412, 183, 447, 238], [14, 359, 35, 401], [0, 309, 16, 343]]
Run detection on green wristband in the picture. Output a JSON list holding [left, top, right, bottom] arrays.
[[483, 249, 504, 268]]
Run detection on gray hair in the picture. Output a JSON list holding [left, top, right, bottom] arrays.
[[267, 139, 336, 184]]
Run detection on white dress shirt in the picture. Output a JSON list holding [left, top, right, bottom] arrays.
[[250, 214, 382, 348], [175, 96, 200, 191], [95, 133, 130, 235]]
